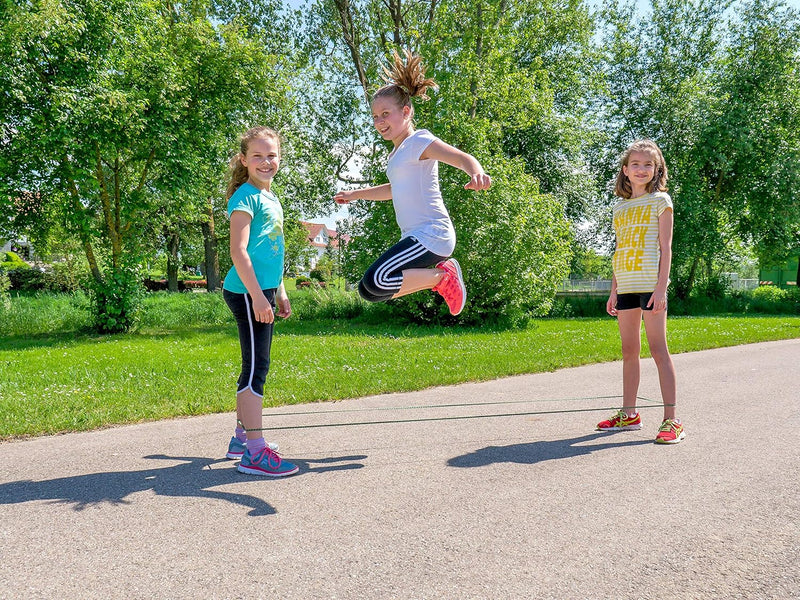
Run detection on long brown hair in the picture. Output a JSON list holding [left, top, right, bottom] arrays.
[[226, 126, 281, 199], [614, 139, 669, 199], [372, 49, 438, 117]]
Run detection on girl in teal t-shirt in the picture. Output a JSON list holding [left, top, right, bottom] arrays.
[[222, 126, 298, 477]]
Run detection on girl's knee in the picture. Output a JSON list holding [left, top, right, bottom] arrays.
[[358, 279, 388, 303]]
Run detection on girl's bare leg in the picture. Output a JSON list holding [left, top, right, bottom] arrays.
[[236, 388, 263, 440], [642, 309, 677, 420], [617, 308, 644, 416], [391, 268, 445, 298]]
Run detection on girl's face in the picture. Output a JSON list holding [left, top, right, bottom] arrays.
[[371, 96, 412, 146], [241, 137, 280, 190], [623, 151, 657, 196]]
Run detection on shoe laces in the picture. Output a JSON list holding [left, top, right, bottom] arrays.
[[610, 409, 628, 423], [252, 446, 282, 469], [658, 419, 678, 433]]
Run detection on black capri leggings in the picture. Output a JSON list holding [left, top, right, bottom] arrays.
[[358, 236, 448, 302], [223, 288, 276, 397]]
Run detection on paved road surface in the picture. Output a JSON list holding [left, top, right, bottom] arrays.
[[1, 339, 798, 599]]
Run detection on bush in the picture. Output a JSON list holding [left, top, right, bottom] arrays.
[[88, 266, 143, 333], [746, 285, 794, 314], [7, 266, 46, 291], [341, 155, 571, 326], [1, 251, 29, 271]]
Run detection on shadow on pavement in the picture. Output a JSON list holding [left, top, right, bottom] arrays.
[[0, 453, 368, 517], [0, 455, 279, 516], [292, 455, 367, 474], [447, 432, 652, 468]]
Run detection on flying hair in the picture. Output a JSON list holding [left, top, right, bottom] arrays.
[[226, 126, 281, 199], [614, 139, 669, 199], [373, 49, 438, 115]]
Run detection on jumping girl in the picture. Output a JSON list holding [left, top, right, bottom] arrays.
[[334, 50, 491, 316], [597, 139, 684, 444], [222, 126, 299, 476]]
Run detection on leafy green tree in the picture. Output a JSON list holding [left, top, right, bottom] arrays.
[[594, 0, 730, 297], [689, 0, 800, 287], [0, 0, 301, 329], [319, 0, 573, 323]]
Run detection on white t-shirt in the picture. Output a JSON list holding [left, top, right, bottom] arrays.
[[386, 129, 456, 257]]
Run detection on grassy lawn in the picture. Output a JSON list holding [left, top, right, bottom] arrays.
[[1, 313, 799, 439]]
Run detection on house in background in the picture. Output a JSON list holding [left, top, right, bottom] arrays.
[[300, 222, 346, 269], [1, 238, 33, 260]]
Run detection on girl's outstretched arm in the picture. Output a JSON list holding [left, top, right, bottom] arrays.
[[420, 140, 492, 190], [334, 183, 393, 204]]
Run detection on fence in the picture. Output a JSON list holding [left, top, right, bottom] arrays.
[[558, 277, 760, 294]]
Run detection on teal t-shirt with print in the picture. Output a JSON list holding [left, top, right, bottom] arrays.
[[223, 182, 284, 293]]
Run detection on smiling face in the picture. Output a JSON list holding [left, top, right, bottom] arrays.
[[623, 150, 657, 197], [371, 96, 413, 147], [241, 136, 280, 191]]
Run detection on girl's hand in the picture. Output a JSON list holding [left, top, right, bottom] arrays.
[[334, 190, 355, 205], [606, 290, 618, 317], [251, 292, 275, 323], [648, 288, 668, 313], [464, 173, 492, 191], [276, 293, 292, 319]]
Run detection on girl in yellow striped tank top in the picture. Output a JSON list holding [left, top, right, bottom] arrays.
[[597, 139, 685, 444]]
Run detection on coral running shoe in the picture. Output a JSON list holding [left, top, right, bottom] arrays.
[[597, 409, 642, 431], [238, 447, 299, 477], [433, 258, 466, 316], [226, 437, 278, 460], [655, 419, 685, 444]]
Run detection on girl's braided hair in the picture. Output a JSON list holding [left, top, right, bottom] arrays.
[[372, 49, 438, 116]]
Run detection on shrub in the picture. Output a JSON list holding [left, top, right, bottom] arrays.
[[746, 285, 792, 314], [7, 266, 46, 291], [1, 251, 29, 271], [88, 266, 143, 333]]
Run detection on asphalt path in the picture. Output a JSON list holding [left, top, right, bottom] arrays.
[[1, 338, 798, 599]]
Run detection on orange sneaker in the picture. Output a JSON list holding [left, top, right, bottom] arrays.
[[432, 258, 466, 316], [597, 409, 642, 431], [655, 419, 685, 444]]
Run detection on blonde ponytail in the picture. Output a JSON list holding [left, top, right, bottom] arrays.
[[373, 50, 438, 115]]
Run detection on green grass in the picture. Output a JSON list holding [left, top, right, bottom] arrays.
[[1, 313, 799, 439]]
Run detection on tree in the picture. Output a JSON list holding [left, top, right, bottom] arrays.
[[316, 0, 573, 323], [690, 0, 800, 287], [0, 0, 299, 329]]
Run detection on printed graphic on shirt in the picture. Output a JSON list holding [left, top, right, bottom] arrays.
[[612, 193, 672, 294]]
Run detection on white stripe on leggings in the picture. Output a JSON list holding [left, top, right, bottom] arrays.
[[374, 241, 428, 292]]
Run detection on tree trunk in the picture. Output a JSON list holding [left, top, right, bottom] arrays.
[[334, 0, 371, 107], [796, 254, 800, 287], [166, 231, 180, 292], [683, 255, 700, 299], [202, 198, 221, 291]]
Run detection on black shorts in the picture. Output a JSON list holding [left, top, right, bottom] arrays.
[[616, 292, 654, 311], [223, 288, 276, 397]]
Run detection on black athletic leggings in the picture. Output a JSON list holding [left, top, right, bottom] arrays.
[[223, 288, 276, 397], [358, 236, 447, 302]]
